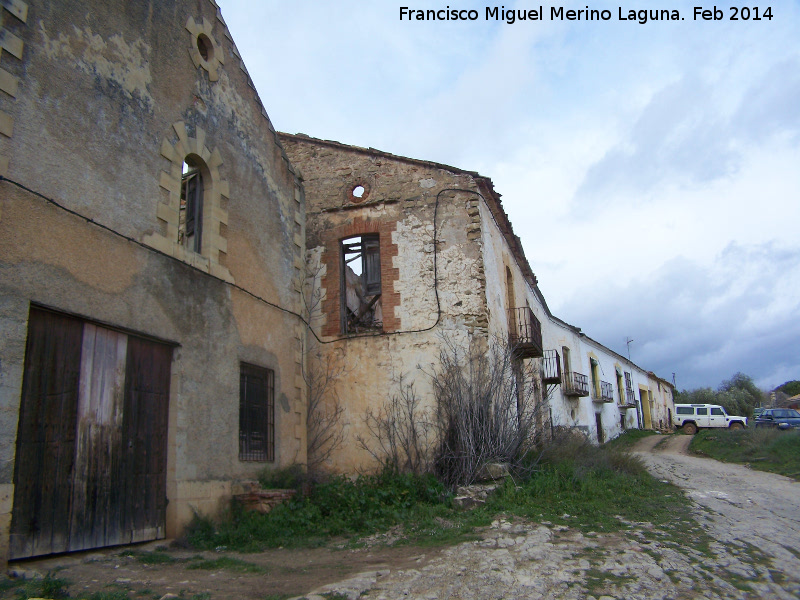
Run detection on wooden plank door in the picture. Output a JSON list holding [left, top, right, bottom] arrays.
[[120, 336, 171, 543], [68, 324, 128, 551], [10, 309, 172, 558], [10, 308, 83, 559]]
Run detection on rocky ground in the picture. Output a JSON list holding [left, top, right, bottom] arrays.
[[6, 434, 800, 600], [299, 434, 800, 600]]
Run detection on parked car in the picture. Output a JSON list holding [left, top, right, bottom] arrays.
[[754, 408, 800, 430], [673, 404, 748, 435]]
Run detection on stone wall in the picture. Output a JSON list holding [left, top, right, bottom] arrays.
[[0, 0, 305, 561], [281, 134, 495, 472]]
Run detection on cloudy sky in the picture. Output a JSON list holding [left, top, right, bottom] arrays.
[[219, 0, 800, 391]]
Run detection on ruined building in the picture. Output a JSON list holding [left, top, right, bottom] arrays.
[[0, 0, 306, 562], [0, 0, 674, 565], [279, 134, 674, 472]]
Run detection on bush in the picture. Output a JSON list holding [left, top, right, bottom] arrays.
[[258, 464, 308, 490], [186, 468, 448, 551]]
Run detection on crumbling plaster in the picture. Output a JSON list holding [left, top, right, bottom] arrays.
[[1, 0, 307, 561], [281, 134, 498, 472]]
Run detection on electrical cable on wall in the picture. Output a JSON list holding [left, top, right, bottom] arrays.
[[1, 178, 491, 345]]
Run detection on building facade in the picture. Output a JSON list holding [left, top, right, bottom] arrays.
[[0, 0, 305, 562], [280, 134, 674, 474]]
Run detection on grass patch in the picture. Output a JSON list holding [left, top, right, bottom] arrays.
[[77, 592, 131, 600], [605, 429, 658, 451], [690, 428, 800, 479], [186, 469, 450, 551], [0, 573, 71, 599], [184, 434, 707, 556], [585, 567, 636, 594], [479, 434, 689, 533], [119, 549, 179, 565], [187, 556, 265, 574]]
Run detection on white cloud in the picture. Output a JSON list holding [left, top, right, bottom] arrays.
[[556, 242, 800, 390], [219, 0, 800, 389]]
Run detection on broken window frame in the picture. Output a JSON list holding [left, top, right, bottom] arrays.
[[340, 234, 382, 334]]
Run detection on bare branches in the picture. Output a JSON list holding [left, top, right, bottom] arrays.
[[302, 253, 348, 474], [304, 349, 348, 473], [430, 335, 547, 488], [356, 376, 434, 475]]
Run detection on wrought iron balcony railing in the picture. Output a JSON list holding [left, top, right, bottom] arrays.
[[621, 387, 637, 407], [564, 372, 589, 397], [508, 307, 543, 359], [600, 381, 614, 402], [542, 349, 562, 384]]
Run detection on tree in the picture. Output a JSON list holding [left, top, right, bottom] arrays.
[[676, 373, 766, 418], [776, 380, 800, 397]]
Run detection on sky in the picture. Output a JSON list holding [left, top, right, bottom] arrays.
[[218, 0, 800, 391]]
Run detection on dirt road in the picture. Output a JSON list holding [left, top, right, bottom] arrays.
[[6, 437, 800, 599], [634, 434, 800, 581]]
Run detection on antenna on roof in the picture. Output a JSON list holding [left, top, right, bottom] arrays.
[[625, 337, 634, 362]]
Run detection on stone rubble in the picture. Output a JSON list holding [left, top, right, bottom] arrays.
[[293, 518, 800, 600]]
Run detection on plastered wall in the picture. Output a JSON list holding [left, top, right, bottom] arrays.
[[281, 135, 497, 472], [0, 0, 305, 561]]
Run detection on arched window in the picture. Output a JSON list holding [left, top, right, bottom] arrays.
[[179, 156, 204, 253]]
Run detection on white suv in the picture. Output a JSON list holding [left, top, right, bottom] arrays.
[[673, 404, 747, 434]]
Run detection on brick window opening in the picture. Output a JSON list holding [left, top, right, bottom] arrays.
[[341, 235, 382, 333], [179, 157, 204, 253], [239, 363, 275, 462]]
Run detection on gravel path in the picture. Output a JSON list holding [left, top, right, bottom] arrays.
[[298, 435, 800, 600]]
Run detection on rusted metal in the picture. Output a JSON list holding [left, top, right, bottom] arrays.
[[542, 349, 562, 384], [564, 371, 590, 397], [508, 307, 543, 358]]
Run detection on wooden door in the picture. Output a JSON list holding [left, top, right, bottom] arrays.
[[120, 336, 171, 543], [10, 308, 83, 558], [10, 309, 172, 558]]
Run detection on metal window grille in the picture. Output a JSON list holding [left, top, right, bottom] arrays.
[[239, 363, 274, 462]]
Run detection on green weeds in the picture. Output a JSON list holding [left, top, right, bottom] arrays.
[[690, 428, 800, 479], [186, 434, 701, 554], [186, 469, 449, 551], [0, 573, 70, 599], [604, 429, 658, 450], [119, 549, 179, 565], [187, 556, 265, 574]]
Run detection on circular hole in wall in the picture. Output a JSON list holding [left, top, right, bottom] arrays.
[[197, 34, 214, 62], [349, 183, 370, 203]]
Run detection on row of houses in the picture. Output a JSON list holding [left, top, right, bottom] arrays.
[[0, 0, 673, 564]]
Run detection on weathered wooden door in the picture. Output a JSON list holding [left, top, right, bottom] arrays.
[[10, 309, 83, 558], [10, 308, 172, 559]]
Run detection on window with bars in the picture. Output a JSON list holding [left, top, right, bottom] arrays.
[[239, 363, 274, 462]]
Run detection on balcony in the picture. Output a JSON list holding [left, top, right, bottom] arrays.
[[620, 387, 637, 408], [564, 372, 589, 397], [542, 349, 561, 384], [508, 307, 543, 359], [599, 381, 614, 403]]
